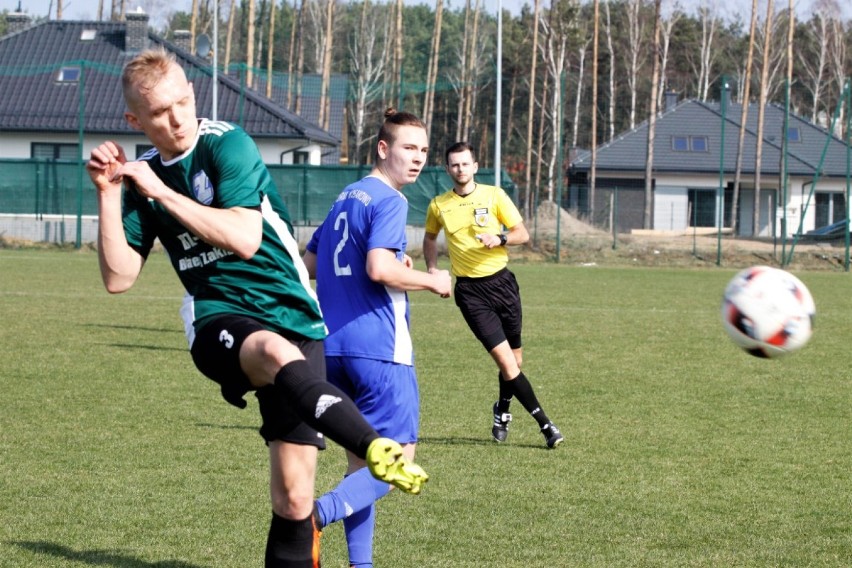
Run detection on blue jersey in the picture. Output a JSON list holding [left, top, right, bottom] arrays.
[[307, 176, 413, 365]]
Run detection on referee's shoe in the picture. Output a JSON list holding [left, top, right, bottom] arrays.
[[491, 402, 512, 443], [541, 422, 564, 449]]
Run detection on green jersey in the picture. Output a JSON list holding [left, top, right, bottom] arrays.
[[121, 119, 326, 341]]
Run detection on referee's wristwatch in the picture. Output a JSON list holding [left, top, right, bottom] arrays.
[[498, 233, 508, 246]]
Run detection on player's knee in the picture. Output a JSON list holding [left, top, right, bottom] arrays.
[[271, 487, 315, 520], [245, 331, 300, 370]]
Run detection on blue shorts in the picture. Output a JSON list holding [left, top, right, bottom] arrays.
[[325, 356, 419, 444]]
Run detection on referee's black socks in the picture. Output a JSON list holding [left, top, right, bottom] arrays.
[[274, 360, 375, 457], [496, 372, 513, 414], [506, 371, 551, 428]]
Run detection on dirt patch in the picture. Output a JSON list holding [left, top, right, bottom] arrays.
[[516, 202, 848, 272], [531, 200, 608, 236]]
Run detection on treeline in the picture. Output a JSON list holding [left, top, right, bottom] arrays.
[[5, 0, 852, 205]]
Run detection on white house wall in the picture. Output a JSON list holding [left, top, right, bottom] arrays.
[[653, 185, 689, 231], [0, 132, 146, 159], [1, 131, 324, 165], [651, 173, 850, 237]]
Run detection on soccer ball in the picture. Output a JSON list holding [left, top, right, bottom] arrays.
[[721, 266, 815, 358]]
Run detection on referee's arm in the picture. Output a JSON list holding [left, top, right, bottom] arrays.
[[505, 222, 529, 246], [422, 231, 441, 273]]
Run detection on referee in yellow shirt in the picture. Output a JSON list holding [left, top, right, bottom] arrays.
[[423, 142, 563, 449]]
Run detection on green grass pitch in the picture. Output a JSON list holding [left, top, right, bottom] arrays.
[[1, 249, 850, 567]]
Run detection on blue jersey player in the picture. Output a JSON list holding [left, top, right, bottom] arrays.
[[303, 109, 452, 567]]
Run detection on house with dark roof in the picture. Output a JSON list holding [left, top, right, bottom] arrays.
[[0, 10, 340, 165], [568, 92, 852, 238]]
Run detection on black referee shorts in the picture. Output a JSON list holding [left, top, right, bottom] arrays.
[[190, 314, 326, 448], [454, 268, 523, 352]]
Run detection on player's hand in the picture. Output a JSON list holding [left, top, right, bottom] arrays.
[[111, 161, 169, 201], [402, 254, 414, 269], [86, 141, 127, 194], [432, 269, 452, 298]]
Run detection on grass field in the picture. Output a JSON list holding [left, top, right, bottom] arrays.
[[1, 248, 851, 567]]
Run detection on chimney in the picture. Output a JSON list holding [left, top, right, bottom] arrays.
[[173, 30, 191, 53], [664, 91, 679, 112], [7, 12, 31, 35], [125, 10, 149, 53]]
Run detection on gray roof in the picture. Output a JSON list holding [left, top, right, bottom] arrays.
[[570, 98, 851, 179], [0, 17, 339, 146]]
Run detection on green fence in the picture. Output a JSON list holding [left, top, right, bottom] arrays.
[[0, 159, 516, 246]]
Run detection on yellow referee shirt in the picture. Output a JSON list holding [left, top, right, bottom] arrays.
[[424, 184, 523, 278]]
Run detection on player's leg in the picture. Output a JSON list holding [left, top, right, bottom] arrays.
[[493, 271, 564, 449], [191, 315, 426, 491], [455, 276, 519, 441], [242, 331, 425, 487], [316, 358, 421, 567], [265, 441, 322, 568]]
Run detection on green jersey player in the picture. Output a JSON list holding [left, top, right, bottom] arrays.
[[86, 49, 427, 568]]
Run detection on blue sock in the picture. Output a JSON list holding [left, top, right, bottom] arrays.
[[315, 467, 392, 527], [344, 503, 376, 567]]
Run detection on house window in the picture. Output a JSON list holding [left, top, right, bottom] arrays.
[[80, 29, 97, 41], [787, 127, 801, 142], [672, 136, 689, 151], [687, 189, 717, 228], [690, 136, 708, 152], [672, 136, 708, 152], [32, 142, 79, 161], [293, 151, 310, 165], [56, 66, 81, 83], [815, 192, 846, 229]]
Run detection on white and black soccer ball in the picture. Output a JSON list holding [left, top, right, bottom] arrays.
[[721, 266, 815, 358]]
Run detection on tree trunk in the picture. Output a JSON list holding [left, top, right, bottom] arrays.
[[625, 0, 643, 130], [246, 0, 256, 88], [266, 0, 276, 98], [523, 0, 541, 221], [572, 40, 588, 149], [732, 0, 758, 236], [590, 0, 598, 220], [778, 0, 794, 239], [295, 0, 306, 114], [423, 0, 444, 140], [225, 0, 236, 72], [603, 0, 615, 142], [535, 71, 549, 210], [190, 0, 199, 55], [393, 0, 404, 106], [643, 0, 661, 230], [753, 0, 774, 237], [462, 0, 482, 141], [286, 0, 298, 108], [318, 0, 334, 130]]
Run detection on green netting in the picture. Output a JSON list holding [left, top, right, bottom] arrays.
[[0, 160, 97, 216], [0, 159, 516, 245]]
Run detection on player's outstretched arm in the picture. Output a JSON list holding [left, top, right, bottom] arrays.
[[366, 248, 451, 297], [87, 141, 144, 293]]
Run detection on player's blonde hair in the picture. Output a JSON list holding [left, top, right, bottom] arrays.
[[121, 49, 179, 111]]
